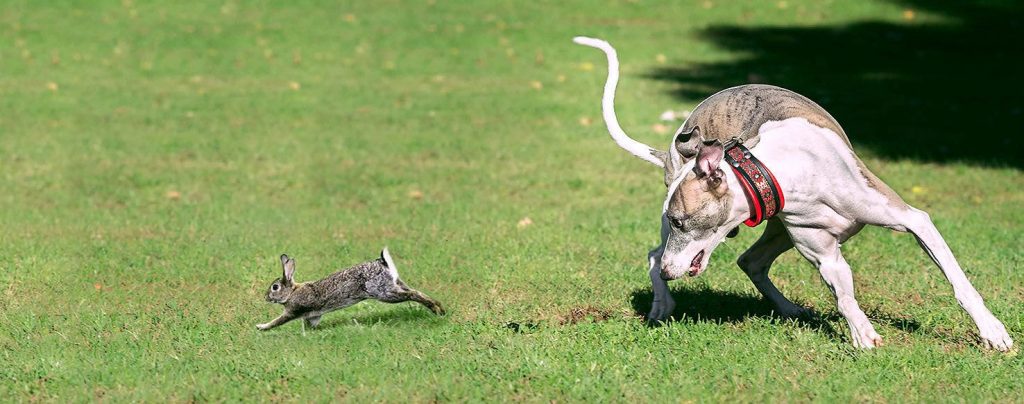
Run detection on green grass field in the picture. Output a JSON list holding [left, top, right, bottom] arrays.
[[2, 0, 1022, 401]]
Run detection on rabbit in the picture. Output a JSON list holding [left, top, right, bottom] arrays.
[[256, 248, 445, 331]]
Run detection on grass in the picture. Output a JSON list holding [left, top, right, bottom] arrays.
[[1, 0, 1022, 401]]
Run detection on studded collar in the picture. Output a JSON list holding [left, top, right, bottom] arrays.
[[723, 143, 785, 227]]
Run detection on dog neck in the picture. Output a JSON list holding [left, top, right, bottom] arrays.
[[723, 143, 785, 227]]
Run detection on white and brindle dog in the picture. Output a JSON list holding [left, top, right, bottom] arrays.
[[574, 36, 1013, 351]]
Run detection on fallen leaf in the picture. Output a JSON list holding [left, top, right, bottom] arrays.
[[517, 217, 533, 229], [911, 186, 926, 195], [652, 123, 670, 135], [655, 54, 667, 64], [94, 283, 103, 291], [579, 62, 594, 71], [408, 189, 424, 199], [46, 82, 58, 91], [288, 81, 300, 90], [578, 116, 592, 127], [530, 80, 543, 90], [166, 190, 181, 200], [660, 109, 691, 121]]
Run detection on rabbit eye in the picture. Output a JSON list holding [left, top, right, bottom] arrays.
[[272, 284, 280, 291]]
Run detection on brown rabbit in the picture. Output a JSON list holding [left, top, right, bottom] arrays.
[[257, 248, 445, 331]]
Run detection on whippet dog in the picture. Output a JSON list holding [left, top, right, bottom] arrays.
[[574, 36, 1013, 351]]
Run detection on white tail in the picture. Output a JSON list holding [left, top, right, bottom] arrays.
[[380, 247, 399, 280], [573, 36, 666, 168]]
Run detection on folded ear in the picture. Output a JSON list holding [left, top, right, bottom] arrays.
[[665, 126, 702, 185], [693, 139, 724, 179], [281, 255, 296, 282], [673, 125, 702, 161]]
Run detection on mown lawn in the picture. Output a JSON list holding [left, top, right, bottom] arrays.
[[1, 0, 1021, 401]]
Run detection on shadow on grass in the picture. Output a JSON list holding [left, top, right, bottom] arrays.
[[630, 285, 922, 341], [647, 0, 1023, 168], [315, 304, 444, 330]]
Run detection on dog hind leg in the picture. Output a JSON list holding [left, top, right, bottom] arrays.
[[877, 206, 1013, 351]]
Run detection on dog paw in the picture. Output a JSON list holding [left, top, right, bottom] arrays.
[[647, 299, 675, 323], [775, 305, 812, 320], [978, 319, 1013, 352], [850, 322, 883, 349]]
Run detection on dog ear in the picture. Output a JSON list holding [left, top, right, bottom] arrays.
[[673, 126, 702, 160], [665, 126, 702, 185], [693, 139, 724, 179]]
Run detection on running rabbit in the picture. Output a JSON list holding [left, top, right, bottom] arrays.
[[256, 248, 445, 331]]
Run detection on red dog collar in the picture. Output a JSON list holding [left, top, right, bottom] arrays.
[[724, 144, 785, 227]]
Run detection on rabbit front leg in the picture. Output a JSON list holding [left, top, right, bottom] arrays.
[[256, 310, 300, 331]]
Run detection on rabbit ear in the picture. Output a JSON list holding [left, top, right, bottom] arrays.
[[281, 254, 296, 282]]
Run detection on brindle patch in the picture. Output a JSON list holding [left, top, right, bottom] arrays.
[[683, 84, 849, 143]]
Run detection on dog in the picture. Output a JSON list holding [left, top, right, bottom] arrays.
[[574, 36, 1013, 351]]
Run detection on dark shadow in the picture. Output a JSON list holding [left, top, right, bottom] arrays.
[[315, 304, 444, 330], [629, 285, 841, 338], [630, 285, 924, 342], [647, 0, 1023, 168]]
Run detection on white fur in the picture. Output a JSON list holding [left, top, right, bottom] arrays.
[[573, 37, 665, 168], [648, 117, 1013, 351], [381, 247, 399, 281]]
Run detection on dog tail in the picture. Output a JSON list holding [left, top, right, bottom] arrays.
[[573, 36, 666, 168]]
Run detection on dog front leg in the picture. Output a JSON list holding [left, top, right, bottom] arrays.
[[647, 217, 675, 322], [648, 246, 675, 322], [790, 227, 882, 348], [737, 218, 806, 318]]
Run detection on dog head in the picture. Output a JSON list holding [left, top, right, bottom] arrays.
[[659, 128, 746, 279]]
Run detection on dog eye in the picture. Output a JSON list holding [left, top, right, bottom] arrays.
[[669, 217, 685, 229], [272, 284, 280, 291]]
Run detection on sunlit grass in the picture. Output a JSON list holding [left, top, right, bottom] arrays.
[[1, 0, 1021, 401]]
